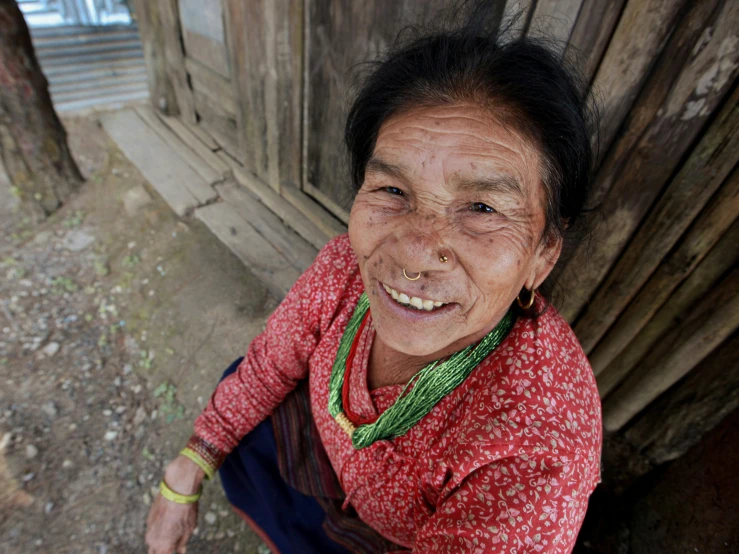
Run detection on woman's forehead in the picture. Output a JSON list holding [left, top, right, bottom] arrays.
[[373, 104, 543, 196]]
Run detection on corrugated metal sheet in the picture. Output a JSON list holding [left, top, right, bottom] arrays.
[[21, 1, 148, 113]]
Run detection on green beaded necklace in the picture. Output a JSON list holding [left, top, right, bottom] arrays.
[[328, 292, 515, 449]]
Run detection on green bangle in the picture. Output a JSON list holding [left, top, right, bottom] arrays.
[[159, 479, 201, 504], [180, 447, 216, 480]]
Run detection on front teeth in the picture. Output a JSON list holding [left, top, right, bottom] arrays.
[[382, 283, 447, 311]]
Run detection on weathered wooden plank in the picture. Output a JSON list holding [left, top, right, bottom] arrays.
[[574, 85, 739, 354], [602, 268, 739, 432], [155, 110, 233, 178], [132, 0, 177, 114], [100, 108, 204, 216], [592, 0, 689, 156], [215, 180, 318, 273], [564, 0, 627, 84], [588, 0, 724, 208], [156, 0, 197, 124], [303, 181, 351, 225], [624, 331, 739, 465], [217, 151, 334, 251], [184, 57, 236, 117], [178, 0, 230, 77], [192, 89, 239, 157], [527, 0, 584, 49], [184, 121, 219, 151], [280, 181, 348, 239], [225, 0, 302, 192], [589, 166, 739, 375], [134, 105, 222, 186], [195, 202, 301, 299], [557, 1, 738, 322], [304, 0, 450, 216], [596, 218, 739, 397]]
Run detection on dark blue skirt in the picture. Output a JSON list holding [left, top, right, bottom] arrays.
[[217, 357, 351, 554]]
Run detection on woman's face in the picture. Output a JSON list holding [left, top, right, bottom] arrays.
[[348, 103, 562, 358]]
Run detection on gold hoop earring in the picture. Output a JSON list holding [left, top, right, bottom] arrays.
[[403, 269, 421, 281], [517, 288, 536, 309]]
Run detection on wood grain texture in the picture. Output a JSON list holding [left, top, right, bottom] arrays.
[[280, 181, 348, 238], [134, 105, 222, 186], [558, 1, 739, 322], [179, 0, 229, 75], [156, 111, 233, 178], [132, 0, 178, 114], [216, 151, 335, 251], [602, 268, 739, 432], [624, 331, 739, 465], [215, 180, 318, 273], [195, 202, 301, 299], [574, 84, 739, 354], [100, 109, 213, 215], [303, 181, 351, 224], [564, 0, 627, 85], [591, 0, 687, 155], [225, 0, 303, 192], [304, 0, 451, 215], [192, 88, 239, 157], [588, 165, 739, 376], [527, 0, 583, 49], [596, 217, 739, 398], [182, 29, 230, 79], [183, 121, 219, 151], [185, 57, 237, 117], [156, 0, 197, 124]]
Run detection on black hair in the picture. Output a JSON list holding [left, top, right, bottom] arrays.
[[345, 2, 597, 266]]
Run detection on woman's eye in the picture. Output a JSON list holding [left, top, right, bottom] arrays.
[[470, 202, 496, 213], [384, 186, 404, 196]]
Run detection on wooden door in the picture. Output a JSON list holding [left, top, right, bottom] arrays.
[[303, 0, 453, 222], [179, 0, 239, 155]]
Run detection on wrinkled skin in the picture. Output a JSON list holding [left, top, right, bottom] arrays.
[[145, 456, 203, 554], [348, 103, 562, 388]]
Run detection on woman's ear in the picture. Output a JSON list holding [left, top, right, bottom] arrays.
[[526, 233, 563, 290]]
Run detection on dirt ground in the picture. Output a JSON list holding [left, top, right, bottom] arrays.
[[0, 114, 277, 553]]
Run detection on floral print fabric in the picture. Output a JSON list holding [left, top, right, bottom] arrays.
[[194, 235, 602, 553]]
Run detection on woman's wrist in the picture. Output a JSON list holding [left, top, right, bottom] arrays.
[[163, 454, 206, 496]]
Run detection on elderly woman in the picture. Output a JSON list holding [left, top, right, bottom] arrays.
[[146, 7, 601, 554]]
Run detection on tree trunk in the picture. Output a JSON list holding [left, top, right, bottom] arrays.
[[0, 0, 83, 221]]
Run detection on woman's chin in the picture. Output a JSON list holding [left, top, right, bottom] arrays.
[[375, 328, 455, 358]]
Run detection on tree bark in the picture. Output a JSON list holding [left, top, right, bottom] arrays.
[[0, 0, 83, 221]]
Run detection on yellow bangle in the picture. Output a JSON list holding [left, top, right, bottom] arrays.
[[159, 479, 201, 504], [180, 448, 216, 480]]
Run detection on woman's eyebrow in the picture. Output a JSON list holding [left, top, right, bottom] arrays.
[[365, 157, 412, 185], [454, 174, 525, 199]]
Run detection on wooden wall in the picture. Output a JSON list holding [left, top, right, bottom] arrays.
[[134, 0, 739, 465]]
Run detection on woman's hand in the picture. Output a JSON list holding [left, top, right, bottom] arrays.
[[145, 455, 206, 554]]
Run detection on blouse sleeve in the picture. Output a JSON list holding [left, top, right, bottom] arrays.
[[411, 452, 594, 553], [185, 240, 338, 470]]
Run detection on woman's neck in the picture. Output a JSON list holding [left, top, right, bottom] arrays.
[[367, 336, 428, 390]]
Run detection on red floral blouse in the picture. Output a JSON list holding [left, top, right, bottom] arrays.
[[194, 234, 602, 553]]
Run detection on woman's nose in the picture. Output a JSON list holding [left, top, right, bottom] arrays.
[[396, 218, 455, 272]]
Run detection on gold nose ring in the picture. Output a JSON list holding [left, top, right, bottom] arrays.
[[439, 255, 448, 263], [403, 269, 421, 281]]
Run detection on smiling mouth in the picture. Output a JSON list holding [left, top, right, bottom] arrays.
[[381, 282, 449, 312]]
